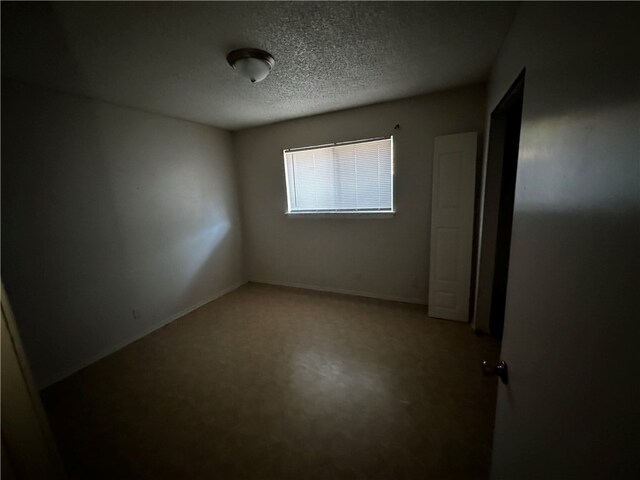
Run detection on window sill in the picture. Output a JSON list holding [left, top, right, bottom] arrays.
[[285, 211, 395, 219]]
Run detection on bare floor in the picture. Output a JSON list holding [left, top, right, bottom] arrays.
[[42, 283, 500, 479]]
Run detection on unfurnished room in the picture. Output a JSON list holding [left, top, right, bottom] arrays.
[[1, 1, 639, 479]]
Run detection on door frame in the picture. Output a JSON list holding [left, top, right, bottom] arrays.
[[1, 283, 65, 479], [472, 70, 526, 337]]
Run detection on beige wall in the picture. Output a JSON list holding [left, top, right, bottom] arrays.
[[482, 3, 640, 478], [234, 85, 486, 303], [1, 80, 246, 387]]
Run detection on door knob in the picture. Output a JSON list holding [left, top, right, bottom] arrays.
[[482, 360, 508, 384]]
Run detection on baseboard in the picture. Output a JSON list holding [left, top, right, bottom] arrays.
[[38, 280, 248, 389], [250, 279, 428, 306]]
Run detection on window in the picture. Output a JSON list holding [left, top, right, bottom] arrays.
[[284, 137, 394, 214]]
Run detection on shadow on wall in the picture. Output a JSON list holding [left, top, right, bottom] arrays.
[[2, 86, 136, 387], [1, 2, 242, 387]]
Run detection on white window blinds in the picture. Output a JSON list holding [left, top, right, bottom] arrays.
[[284, 137, 394, 213]]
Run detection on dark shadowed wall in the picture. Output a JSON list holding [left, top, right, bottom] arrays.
[[2, 80, 246, 387]]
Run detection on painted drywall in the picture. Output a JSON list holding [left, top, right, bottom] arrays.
[[1, 80, 246, 388], [234, 85, 486, 304], [481, 3, 640, 478]]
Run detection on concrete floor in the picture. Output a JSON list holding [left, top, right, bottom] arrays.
[[42, 283, 500, 479]]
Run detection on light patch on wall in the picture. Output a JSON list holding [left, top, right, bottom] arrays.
[[174, 218, 231, 281], [516, 101, 639, 214]]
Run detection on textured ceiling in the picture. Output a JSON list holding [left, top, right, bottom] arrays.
[[2, 2, 518, 130]]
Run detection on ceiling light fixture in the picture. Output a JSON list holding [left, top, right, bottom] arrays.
[[226, 48, 275, 83]]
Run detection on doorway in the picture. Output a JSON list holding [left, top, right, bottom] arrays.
[[474, 71, 525, 339]]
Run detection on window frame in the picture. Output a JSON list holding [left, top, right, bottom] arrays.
[[282, 136, 395, 216]]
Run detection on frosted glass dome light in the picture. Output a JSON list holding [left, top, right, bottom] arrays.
[[227, 48, 275, 83]]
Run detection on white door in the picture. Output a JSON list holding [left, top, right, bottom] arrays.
[[488, 5, 639, 478], [428, 132, 477, 321]]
